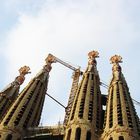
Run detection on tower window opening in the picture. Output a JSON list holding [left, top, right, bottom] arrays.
[[88, 101, 93, 121], [79, 99, 85, 118], [75, 128, 81, 140], [128, 124, 133, 128], [6, 134, 12, 140], [119, 136, 124, 140], [90, 86, 94, 95], [3, 104, 18, 126], [123, 89, 134, 128], [79, 81, 87, 118], [14, 107, 26, 126], [86, 131, 91, 140], [116, 84, 123, 126], [67, 129, 71, 140], [32, 92, 44, 127], [109, 90, 113, 128], [91, 74, 94, 80], [103, 109, 107, 128], [23, 84, 42, 128], [109, 137, 113, 140]]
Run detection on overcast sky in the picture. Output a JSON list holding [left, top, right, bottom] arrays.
[[0, 0, 140, 125]]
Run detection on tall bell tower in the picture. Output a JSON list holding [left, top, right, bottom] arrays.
[[101, 55, 140, 140], [0, 66, 30, 121], [0, 55, 55, 140], [64, 51, 102, 140]]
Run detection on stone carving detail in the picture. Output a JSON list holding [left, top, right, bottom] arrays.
[[88, 50, 99, 65], [88, 51, 99, 59], [45, 54, 57, 64], [110, 55, 122, 72], [19, 66, 30, 75], [110, 55, 122, 64], [15, 66, 31, 85], [110, 55, 123, 80], [44, 54, 56, 72]]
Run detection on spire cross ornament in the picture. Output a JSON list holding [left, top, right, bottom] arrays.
[[15, 66, 31, 85], [88, 50, 99, 65]]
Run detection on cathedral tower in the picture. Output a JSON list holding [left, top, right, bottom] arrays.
[[101, 55, 140, 140], [64, 51, 102, 140], [0, 55, 54, 140], [0, 66, 30, 121]]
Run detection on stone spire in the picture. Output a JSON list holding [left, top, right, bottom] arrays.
[[0, 55, 54, 140], [64, 51, 102, 140], [0, 66, 30, 121], [101, 55, 140, 140]]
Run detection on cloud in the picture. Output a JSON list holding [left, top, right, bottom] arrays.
[[3, 0, 140, 125]]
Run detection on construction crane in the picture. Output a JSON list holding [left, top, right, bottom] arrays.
[[46, 54, 83, 124], [45, 54, 140, 121], [46, 54, 81, 71]]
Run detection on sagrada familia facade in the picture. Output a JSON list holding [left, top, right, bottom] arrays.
[[0, 51, 140, 140]]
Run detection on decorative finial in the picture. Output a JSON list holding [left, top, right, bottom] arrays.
[[14, 66, 31, 85], [44, 54, 56, 72], [18, 66, 31, 75], [88, 50, 99, 59], [110, 55, 122, 64], [88, 50, 99, 65], [110, 55, 122, 74], [45, 54, 56, 64]]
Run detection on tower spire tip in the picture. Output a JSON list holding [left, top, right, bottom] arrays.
[[45, 54, 56, 64], [18, 66, 31, 75], [15, 66, 31, 85], [110, 55, 122, 64], [110, 55, 122, 73], [88, 50, 99, 65], [88, 50, 99, 59]]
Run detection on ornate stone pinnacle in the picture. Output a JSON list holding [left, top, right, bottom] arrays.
[[14, 66, 31, 85], [44, 54, 56, 72], [110, 55, 122, 64], [18, 66, 31, 75], [45, 54, 57, 64], [88, 50, 99, 65], [110, 55, 122, 74], [88, 50, 99, 59]]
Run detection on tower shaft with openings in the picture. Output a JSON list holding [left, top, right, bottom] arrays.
[[64, 51, 102, 140], [0, 66, 30, 121], [0, 56, 54, 140], [0, 51, 139, 140], [101, 55, 140, 140]]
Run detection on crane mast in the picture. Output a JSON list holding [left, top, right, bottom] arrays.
[[46, 54, 82, 125], [64, 69, 81, 124]]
